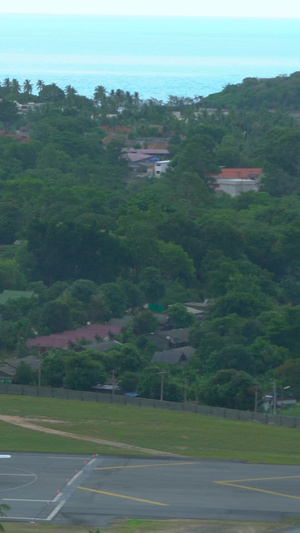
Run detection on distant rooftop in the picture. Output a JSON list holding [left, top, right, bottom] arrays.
[[125, 148, 169, 155], [0, 290, 34, 306], [152, 346, 195, 365], [26, 324, 122, 350], [211, 168, 263, 180]]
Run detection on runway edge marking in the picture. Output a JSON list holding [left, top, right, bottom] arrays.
[[46, 456, 97, 521]]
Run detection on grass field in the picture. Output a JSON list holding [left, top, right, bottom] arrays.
[[2, 518, 294, 533], [0, 394, 300, 464]]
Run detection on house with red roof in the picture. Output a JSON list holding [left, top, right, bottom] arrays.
[[26, 324, 122, 352], [210, 168, 263, 197]]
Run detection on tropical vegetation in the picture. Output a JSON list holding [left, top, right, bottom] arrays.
[[0, 73, 300, 409]]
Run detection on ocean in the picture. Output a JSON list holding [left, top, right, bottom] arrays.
[[1, 14, 300, 101]]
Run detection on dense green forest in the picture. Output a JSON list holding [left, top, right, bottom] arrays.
[[1, 74, 300, 409]]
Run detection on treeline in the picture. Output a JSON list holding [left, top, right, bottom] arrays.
[[202, 71, 300, 110], [0, 74, 300, 408]]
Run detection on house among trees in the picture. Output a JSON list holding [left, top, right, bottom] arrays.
[[124, 147, 170, 178], [147, 327, 190, 350], [0, 355, 40, 383], [26, 324, 122, 353], [152, 346, 195, 365], [211, 168, 263, 196]]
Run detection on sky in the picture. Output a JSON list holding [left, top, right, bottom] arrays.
[[1, 0, 300, 17]]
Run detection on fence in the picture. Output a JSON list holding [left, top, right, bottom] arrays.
[[0, 383, 299, 429]]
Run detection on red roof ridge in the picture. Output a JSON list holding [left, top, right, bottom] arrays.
[[212, 168, 263, 180], [26, 323, 122, 349]]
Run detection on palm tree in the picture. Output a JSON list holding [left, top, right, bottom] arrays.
[[115, 88, 125, 108], [64, 85, 78, 106], [93, 85, 107, 106], [11, 79, 21, 94], [65, 85, 76, 96], [23, 79, 33, 95], [36, 79, 44, 94], [125, 91, 133, 109], [65, 85, 77, 102], [2, 78, 11, 93], [133, 91, 141, 110]]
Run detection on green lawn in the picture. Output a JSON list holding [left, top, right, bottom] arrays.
[[0, 394, 300, 463], [1, 518, 291, 533]]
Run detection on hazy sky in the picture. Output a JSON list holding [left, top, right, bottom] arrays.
[[1, 0, 300, 17]]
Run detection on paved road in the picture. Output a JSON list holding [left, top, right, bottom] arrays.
[[1, 453, 300, 527]]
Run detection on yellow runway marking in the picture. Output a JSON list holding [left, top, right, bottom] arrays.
[[215, 475, 300, 501], [78, 486, 168, 506], [217, 475, 300, 483], [96, 462, 196, 470]]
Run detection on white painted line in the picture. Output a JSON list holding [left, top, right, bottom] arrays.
[[0, 455, 11, 458], [3, 499, 50, 502], [4, 517, 49, 521], [5, 517, 38, 521], [53, 492, 62, 502], [66, 470, 82, 486], [0, 473, 34, 476], [46, 456, 92, 459], [66, 457, 97, 487], [46, 500, 66, 521]]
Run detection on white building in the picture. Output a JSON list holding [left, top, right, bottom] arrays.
[[215, 178, 259, 197], [154, 160, 170, 177]]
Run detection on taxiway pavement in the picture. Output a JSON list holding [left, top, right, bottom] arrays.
[[1, 453, 300, 527]]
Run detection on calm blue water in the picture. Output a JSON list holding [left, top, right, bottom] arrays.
[[1, 15, 300, 101]]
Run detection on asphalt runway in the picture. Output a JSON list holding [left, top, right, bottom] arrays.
[[1, 453, 300, 527]]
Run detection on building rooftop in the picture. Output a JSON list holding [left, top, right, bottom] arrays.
[[0, 290, 34, 306], [26, 324, 122, 350], [212, 168, 263, 180], [152, 346, 195, 365]]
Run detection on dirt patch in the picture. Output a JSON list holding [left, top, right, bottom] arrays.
[[0, 415, 182, 456], [24, 417, 67, 424]]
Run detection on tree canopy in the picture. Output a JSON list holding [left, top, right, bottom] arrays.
[[1, 73, 300, 406]]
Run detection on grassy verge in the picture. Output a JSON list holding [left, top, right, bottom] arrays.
[[1, 395, 300, 463], [1, 519, 297, 533]]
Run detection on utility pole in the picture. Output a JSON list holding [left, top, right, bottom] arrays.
[[112, 369, 116, 396], [273, 380, 277, 416], [160, 374, 164, 402], [38, 360, 41, 388], [158, 372, 167, 401], [184, 378, 188, 403], [254, 385, 258, 413]]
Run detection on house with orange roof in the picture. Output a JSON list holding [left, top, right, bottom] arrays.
[[210, 168, 263, 196]]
